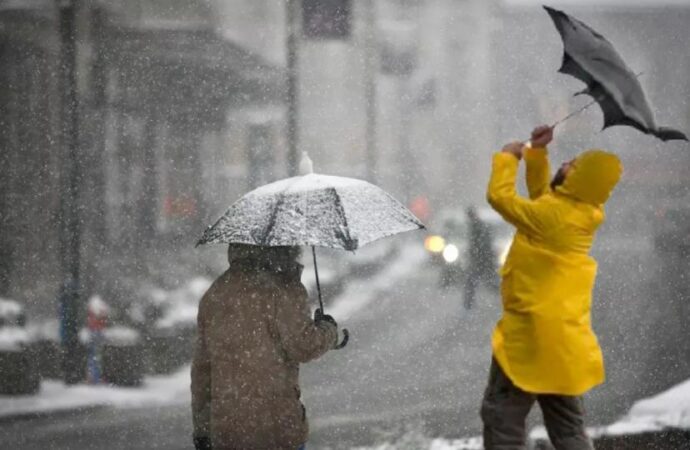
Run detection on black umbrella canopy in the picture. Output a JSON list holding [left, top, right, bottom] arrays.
[[544, 5, 687, 142]]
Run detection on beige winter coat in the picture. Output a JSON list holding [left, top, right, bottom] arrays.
[[191, 262, 337, 449]]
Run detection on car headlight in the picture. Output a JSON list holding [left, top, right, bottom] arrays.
[[442, 244, 460, 263], [498, 243, 511, 266], [424, 235, 446, 253]]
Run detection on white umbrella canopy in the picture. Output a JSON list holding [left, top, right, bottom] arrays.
[[197, 166, 424, 349], [197, 173, 424, 250]]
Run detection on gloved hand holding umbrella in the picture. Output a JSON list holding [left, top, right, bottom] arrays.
[[197, 152, 425, 349], [529, 5, 687, 144]]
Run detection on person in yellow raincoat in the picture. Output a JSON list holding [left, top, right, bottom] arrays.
[[481, 125, 622, 450]]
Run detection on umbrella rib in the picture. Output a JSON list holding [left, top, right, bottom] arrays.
[[330, 188, 356, 250], [261, 196, 285, 245], [260, 176, 304, 245]]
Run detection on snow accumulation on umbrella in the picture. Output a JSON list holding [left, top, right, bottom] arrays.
[[249, 173, 367, 195], [198, 173, 424, 250]]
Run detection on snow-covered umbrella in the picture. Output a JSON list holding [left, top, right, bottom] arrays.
[[197, 153, 425, 347], [542, 5, 687, 142]]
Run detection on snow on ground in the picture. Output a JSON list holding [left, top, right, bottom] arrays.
[[353, 437, 483, 450], [529, 376, 690, 442], [598, 376, 690, 434], [327, 240, 427, 320], [0, 247, 416, 420], [0, 366, 191, 418]]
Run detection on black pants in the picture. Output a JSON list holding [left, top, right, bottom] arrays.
[[480, 359, 593, 450]]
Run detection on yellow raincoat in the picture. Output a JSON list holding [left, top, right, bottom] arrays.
[[487, 146, 622, 395]]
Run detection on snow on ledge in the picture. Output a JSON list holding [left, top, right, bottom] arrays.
[[0, 366, 191, 418], [353, 437, 483, 450], [530, 377, 690, 443]]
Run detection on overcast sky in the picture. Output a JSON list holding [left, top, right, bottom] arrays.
[[504, 0, 690, 6]]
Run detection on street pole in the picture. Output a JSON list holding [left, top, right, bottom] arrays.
[[364, 0, 377, 183], [57, 0, 84, 385], [397, 78, 412, 201], [286, 0, 299, 176]]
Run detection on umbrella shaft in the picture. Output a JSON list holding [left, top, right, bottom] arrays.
[[524, 97, 600, 145], [551, 98, 599, 128], [312, 246, 325, 312]]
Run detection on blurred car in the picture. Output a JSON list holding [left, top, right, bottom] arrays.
[[301, 240, 400, 304], [129, 278, 211, 374], [28, 319, 64, 380], [423, 207, 513, 286], [80, 325, 144, 386], [0, 298, 40, 395]]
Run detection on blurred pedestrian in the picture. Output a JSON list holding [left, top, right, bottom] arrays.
[[463, 205, 497, 309], [481, 125, 622, 449], [191, 244, 339, 450], [86, 295, 109, 384]]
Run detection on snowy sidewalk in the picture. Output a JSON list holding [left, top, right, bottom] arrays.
[[354, 437, 483, 450], [327, 240, 427, 320], [0, 366, 190, 420], [530, 376, 690, 448]]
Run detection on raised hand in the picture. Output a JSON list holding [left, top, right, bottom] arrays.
[[530, 125, 554, 148]]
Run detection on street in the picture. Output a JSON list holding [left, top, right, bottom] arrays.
[[0, 236, 671, 450], [2, 1, 689, 449]]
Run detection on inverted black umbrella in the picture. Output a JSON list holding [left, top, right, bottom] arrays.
[[543, 5, 687, 142], [197, 153, 425, 348]]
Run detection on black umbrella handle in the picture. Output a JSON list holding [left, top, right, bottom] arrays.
[[335, 328, 349, 349], [311, 246, 324, 312], [312, 246, 350, 350]]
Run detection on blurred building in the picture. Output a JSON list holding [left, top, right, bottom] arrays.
[[214, 0, 499, 211], [0, 0, 285, 314], [2, 0, 689, 318], [0, 1, 63, 311]]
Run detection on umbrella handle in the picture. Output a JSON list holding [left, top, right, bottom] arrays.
[[312, 246, 348, 350], [335, 328, 349, 350], [311, 246, 324, 312]]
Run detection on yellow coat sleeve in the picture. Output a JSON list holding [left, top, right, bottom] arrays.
[[487, 152, 551, 237], [524, 146, 551, 200]]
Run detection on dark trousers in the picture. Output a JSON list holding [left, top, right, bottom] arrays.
[[480, 359, 593, 450]]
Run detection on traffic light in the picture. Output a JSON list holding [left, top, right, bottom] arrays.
[[302, 0, 351, 40]]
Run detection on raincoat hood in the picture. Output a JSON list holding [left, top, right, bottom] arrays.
[[557, 149, 623, 205]]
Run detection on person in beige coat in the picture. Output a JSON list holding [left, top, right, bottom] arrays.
[[191, 244, 339, 450]]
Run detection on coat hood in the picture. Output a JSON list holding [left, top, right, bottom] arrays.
[[557, 149, 622, 205], [227, 244, 303, 279]]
